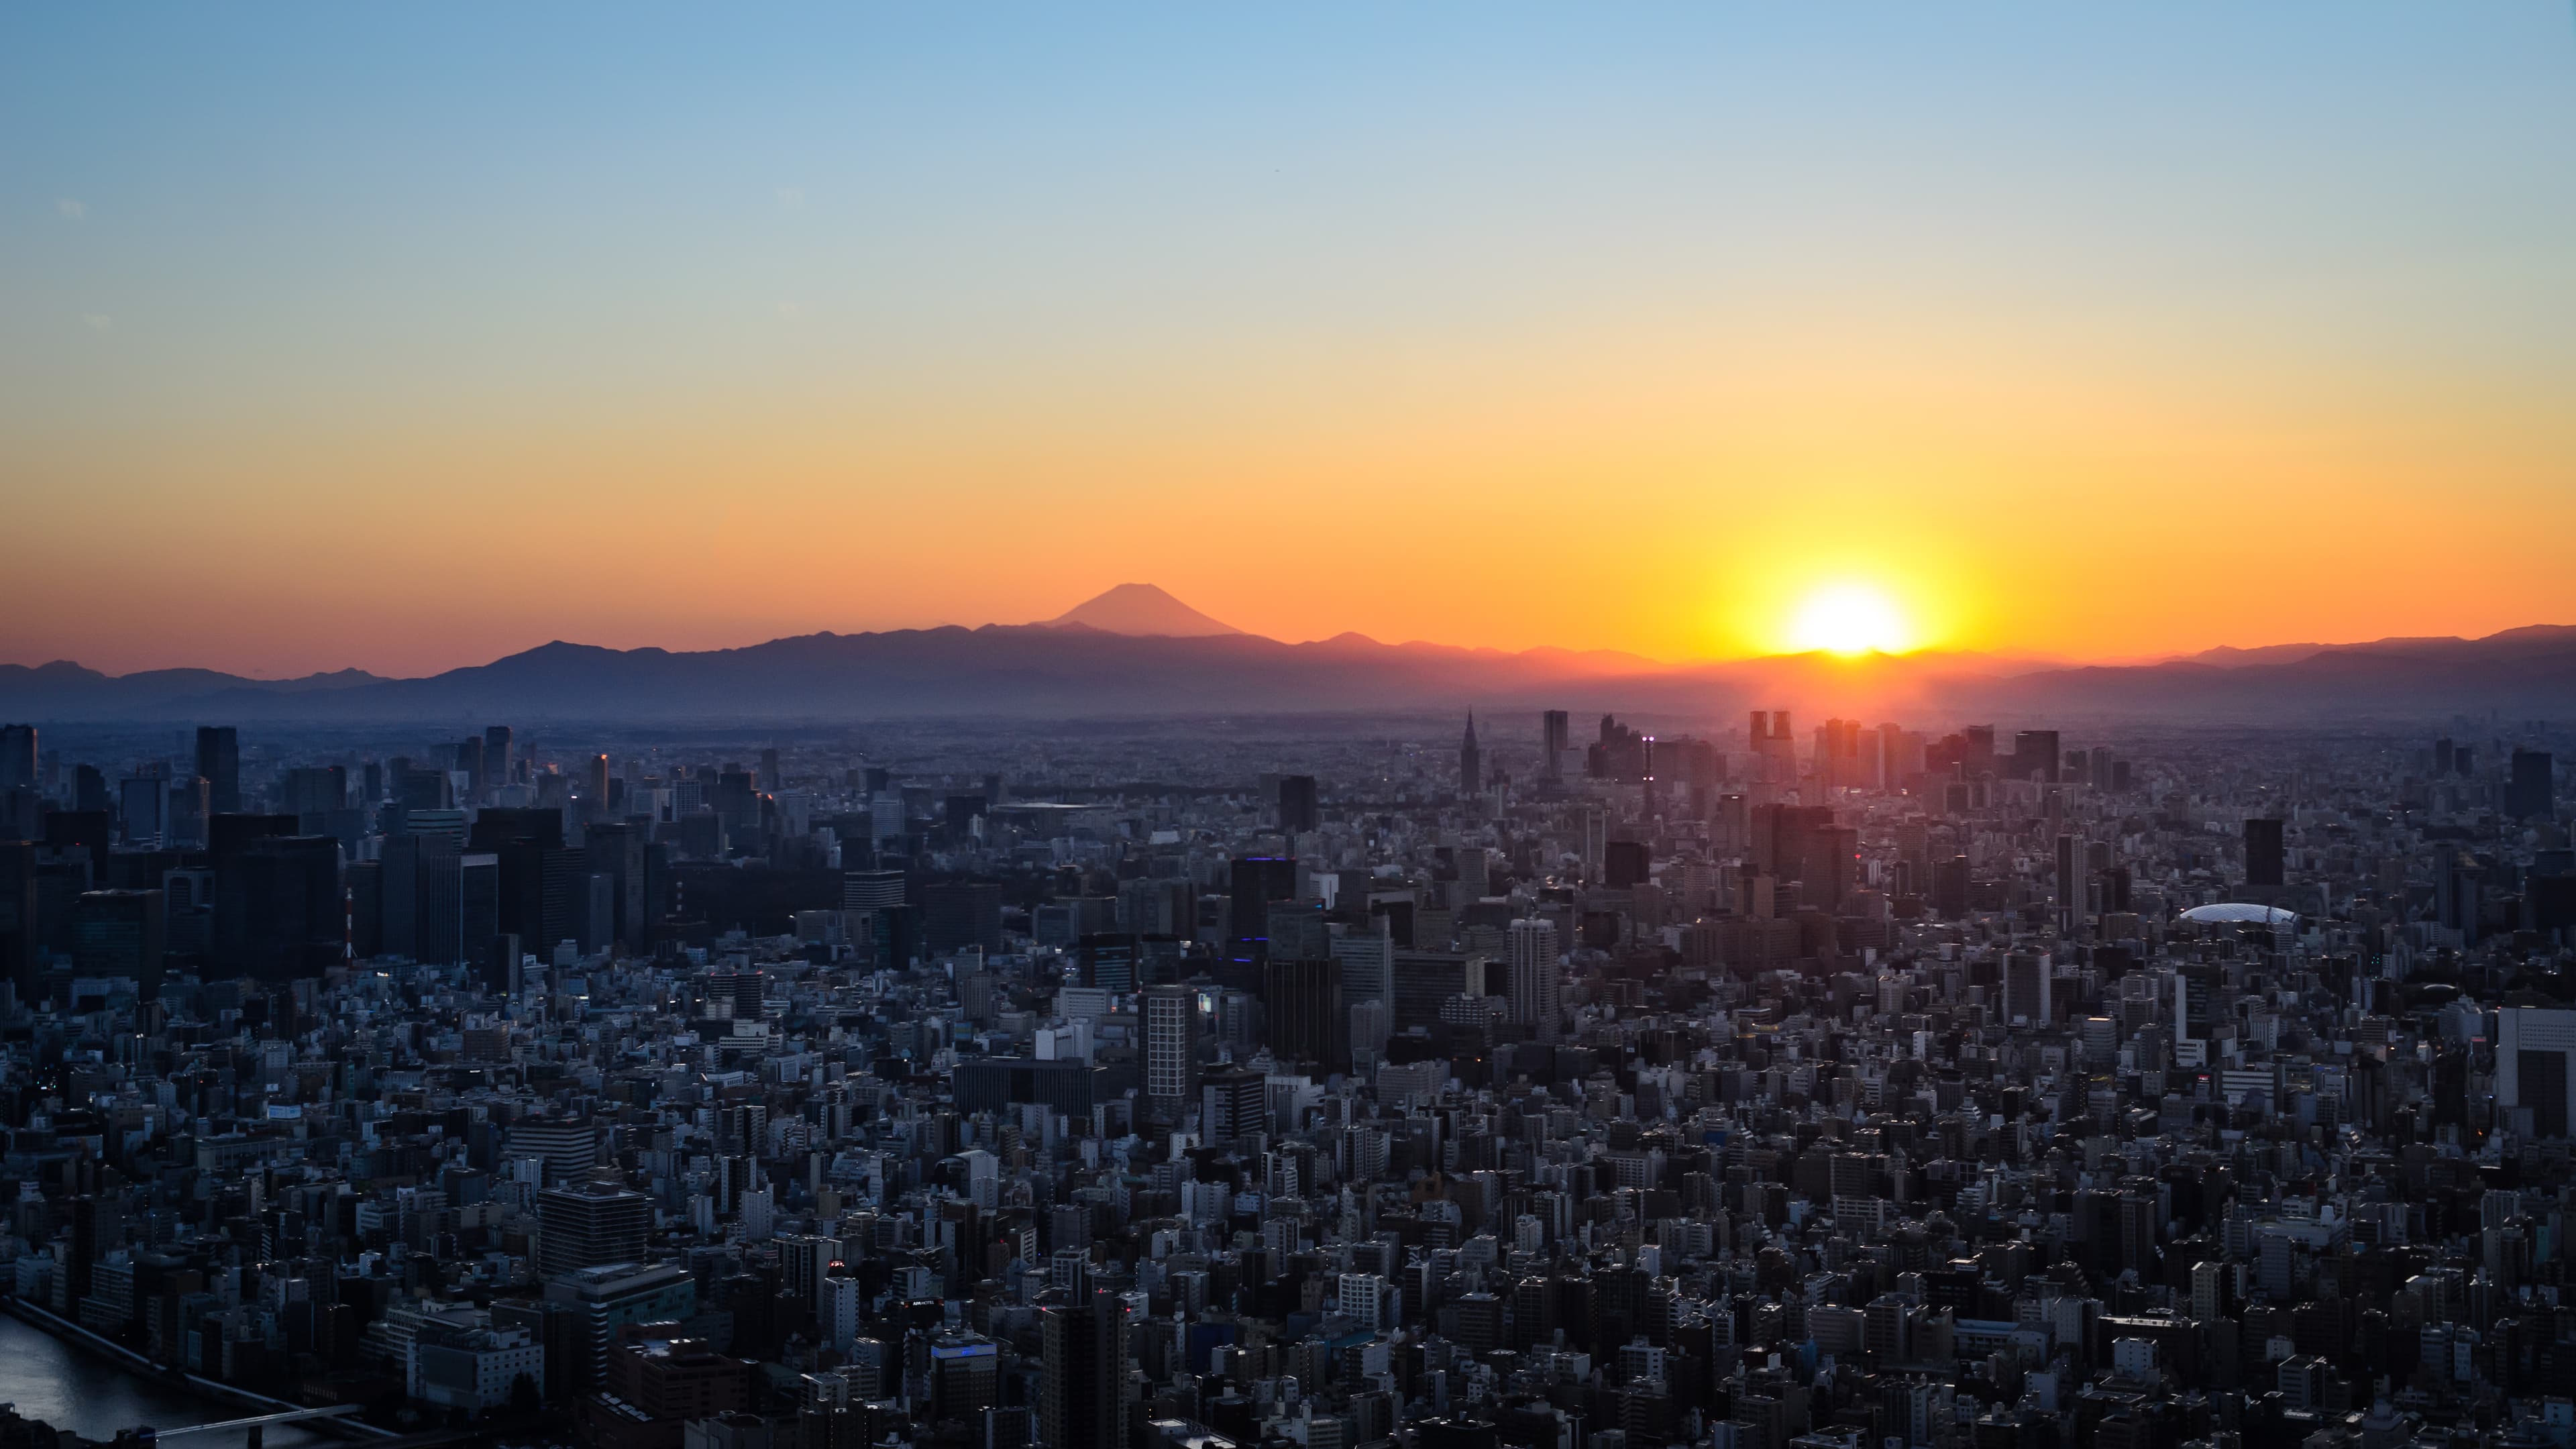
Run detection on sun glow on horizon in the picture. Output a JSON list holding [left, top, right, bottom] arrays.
[[1786, 583, 1916, 656]]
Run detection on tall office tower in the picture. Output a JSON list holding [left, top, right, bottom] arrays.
[[1507, 918, 1561, 1043], [1543, 710, 1570, 782], [924, 881, 1004, 956], [72, 889, 165, 1000], [2244, 818, 2286, 892], [1580, 805, 1607, 883], [280, 765, 347, 834], [2501, 1008, 2576, 1138], [585, 753, 612, 821], [118, 769, 168, 846], [482, 725, 515, 789], [2055, 834, 2081, 934], [1141, 983, 1197, 1118], [537, 1178, 654, 1277], [194, 726, 241, 814], [584, 820, 648, 954], [1933, 855, 1970, 920], [1602, 840, 1649, 890], [1039, 1289, 1129, 1449], [215, 835, 342, 979], [0, 843, 36, 1000], [1962, 725, 1996, 775], [1330, 918, 1394, 1004], [1813, 718, 1869, 789], [2190, 1259, 2228, 1324], [759, 747, 782, 792], [453, 735, 485, 800], [2004, 951, 2051, 1026], [1749, 710, 1797, 780], [1201, 1066, 1269, 1144], [0, 725, 33, 791], [2011, 730, 2061, 784], [2510, 750, 2555, 821], [71, 763, 108, 814], [1458, 845, 1492, 901], [166, 778, 209, 845], [1227, 855, 1297, 954], [1878, 722, 1906, 792], [1262, 956, 1346, 1071], [1278, 774, 1321, 835], [472, 808, 582, 957], [1459, 715, 1481, 796]]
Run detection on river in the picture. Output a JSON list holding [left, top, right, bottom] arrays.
[[0, 1313, 324, 1448]]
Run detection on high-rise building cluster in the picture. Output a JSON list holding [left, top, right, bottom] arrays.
[[0, 709, 2568, 1449]]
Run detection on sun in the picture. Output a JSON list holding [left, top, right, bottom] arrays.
[[1787, 583, 1913, 655]]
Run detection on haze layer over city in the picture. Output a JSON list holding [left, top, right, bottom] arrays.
[[4, 8, 2576, 1449]]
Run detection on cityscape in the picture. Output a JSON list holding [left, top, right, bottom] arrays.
[[8, 7, 2576, 1449], [0, 682, 2567, 1449]]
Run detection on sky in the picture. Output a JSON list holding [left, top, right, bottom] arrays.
[[5, 4, 2575, 678]]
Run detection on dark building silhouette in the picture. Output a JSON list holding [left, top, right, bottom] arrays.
[[1603, 840, 1650, 890], [73, 763, 109, 814], [923, 881, 1004, 955], [1227, 856, 1297, 955], [72, 888, 164, 1000], [1460, 714, 1481, 796], [2012, 729, 2060, 784], [586, 820, 649, 953], [473, 808, 586, 958], [1262, 955, 1346, 1071], [2511, 750, 2555, 821], [0, 725, 34, 791], [1933, 855, 1971, 920], [1039, 1289, 1129, 1449], [1278, 774, 1320, 835], [1542, 710, 1570, 781], [215, 835, 341, 979], [537, 1178, 652, 1277], [1077, 932, 1140, 991], [484, 724, 515, 789], [0, 841, 38, 1000], [195, 726, 241, 814], [2245, 818, 2286, 891]]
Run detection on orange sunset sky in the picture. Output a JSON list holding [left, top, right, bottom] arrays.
[[5, 6, 2574, 679]]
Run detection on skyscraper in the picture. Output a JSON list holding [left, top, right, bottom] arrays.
[[195, 725, 241, 814], [0, 842, 37, 1004], [2244, 818, 2286, 892], [483, 724, 515, 789], [2011, 730, 2060, 784], [2510, 750, 2555, 821], [2055, 833, 2081, 934], [1039, 1289, 1128, 1449], [1141, 983, 1197, 1118], [0, 725, 34, 792], [1278, 774, 1320, 835], [537, 1177, 654, 1277], [1542, 710, 1570, 782], [1227, 856, 1297, 955], [2004, 952, 2051, 1026], [214, 835, 341, 979], [1507, 918, 1560, 1044], [1262, 955, 1346, 1071], [1459, 714, 1481, 796], [118, 770, 168, 846], [71, 889, 164, 1000], [2500, 1007, 2576, 1138]]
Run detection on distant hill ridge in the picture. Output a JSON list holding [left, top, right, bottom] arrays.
[[2, 588, 2570, 723]]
